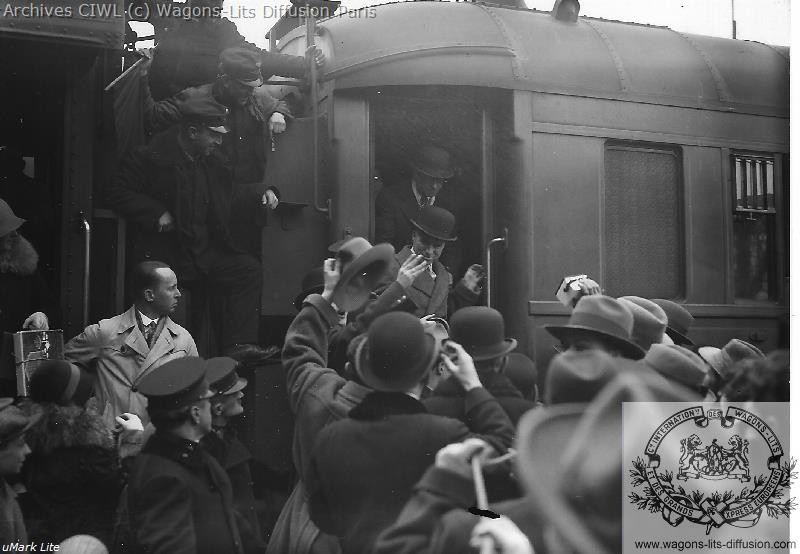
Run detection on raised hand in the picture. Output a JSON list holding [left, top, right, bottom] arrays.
[[396, 254, 428, 289]]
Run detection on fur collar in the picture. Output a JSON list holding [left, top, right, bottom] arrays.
[[0, 235, 38, 275], [25, 404, 114, 455]]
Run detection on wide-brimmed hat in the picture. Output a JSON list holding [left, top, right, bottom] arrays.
[[294, 266, 325, 311], [0, 398, 39, 446], [409, 144, 455, 180], [642, 344, 706, 399], [205, 357, 247, 396], [449, 307, 517, 361], [29, 360, 95, 407], [410, 206, 457, 242], [698, 339, 764, 379], [354, 312, 439, 392], [517, 373, 684, 554], [544, 349, 636, 405], [651, 299, 694, 345], [618, 296, 668, 351], [0, 199, 25, 237], [331, 237, 394, 311], [219, 48, 264, 87], [544, 295, 645, 360]]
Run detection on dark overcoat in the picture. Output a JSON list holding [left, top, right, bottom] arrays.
[[306, 391, 514, 554], [122, 431, 244, 554]]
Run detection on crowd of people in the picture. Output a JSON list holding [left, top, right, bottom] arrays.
[[0, 0, 791, 552]]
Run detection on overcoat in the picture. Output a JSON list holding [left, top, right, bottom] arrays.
[[64, 306, 198, 427]]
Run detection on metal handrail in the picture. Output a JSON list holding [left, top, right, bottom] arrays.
[[306, 14, 329, 215], [78, 211, 91, 328], [485, 228, 508, 308]]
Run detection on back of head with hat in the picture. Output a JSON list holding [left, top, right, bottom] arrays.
[[449, 306, 517, 362], [617, 296, 669, 351], [0, 198, 25, 238], [0, 398, 38, 448], [504, 352, 538, 402], [218, 47, 263, 87], [205, 357, 247, 397], [29, 360, 95, 407], [641, 344, 707, 400], [409, 144, 455, 180], [545, 349, 635, 405], [698, 338, 764, 381], [137, 357, 212, 419], [332, 237, 394, 312], [354, 312, 439, 393], [410, 206, 457, 243], [651, 299, 694, 345], [179, 95, 229, 134], [544, 295, 645, 360]]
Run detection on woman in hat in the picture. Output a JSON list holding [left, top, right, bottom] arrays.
[[0, 399, 37, 544]]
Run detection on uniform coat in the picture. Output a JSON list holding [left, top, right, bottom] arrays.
[[64, 306, 198, 428], [122, 431, 244, 554], [266, 294, 372, 554], [306, 390, 514, 554], [378, 246, 478, 320]]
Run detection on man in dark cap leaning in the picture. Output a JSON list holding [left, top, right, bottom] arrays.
[[107, 94, 263, 355], [120, 356, 244, 553]]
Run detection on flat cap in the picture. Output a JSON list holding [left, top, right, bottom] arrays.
[[206, 357, 247, 396], [179, 95, 229, 134], [138, 357, 212, 413], [219, 48, 263, 87]]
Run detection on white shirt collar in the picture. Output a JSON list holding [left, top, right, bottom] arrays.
[[411, 179, 435, 207], [138, 310, 157, 327]]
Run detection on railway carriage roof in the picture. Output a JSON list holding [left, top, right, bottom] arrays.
[[300, 2, 788, 117]]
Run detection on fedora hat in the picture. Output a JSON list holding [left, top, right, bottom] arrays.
[[642, 344, 706, 399], [651, 299, 694, 345], [698, 338, 764, 380], [331, 237, 394, 312], [545, 295, 645, 360], [409, 144, 455, 180], [0, 199, 25, 238], [618, 296, 668, 351], [410, 206, 457, 242], [517, 373, 685, 554], [354, 312, 439, 392], [294, 266, 325, 311], [450, 307, 517, 361], [544, 349, 636, 405], [29, 360, 95, 407]]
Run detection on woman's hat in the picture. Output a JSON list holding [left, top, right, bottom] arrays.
[[410, 206, 457, 242], [0, 399, 39, 446], [0, 199, 25, 237], [294, 266, 325, 311], [618, 296, 668, 351], [449, 306, 517, 361], [354, 312, 439, 392], [651, 299, 694, 345], [409, 144, 455, 180], [544, 295, 645, 360], [29, 360, 95, 407], [331, 237, 394, 311]]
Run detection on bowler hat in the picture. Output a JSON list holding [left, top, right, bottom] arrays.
[[618, 296, 668, 351], [545, 295, 645, 360], [179, 96, 229, 134], [0, 199, 25, 237], [29, 360, 95, 407], [294, 266, 325, 311], [517, 373, 685, 554], [331, 237, 394, 311], [409, 144, 455, 180], [138, 357, 213, 414], [410, 206, 457, 242], [0, 399, 38, 446], [450, 307, 516, 361], [698, 339, 764, 380], [545, 349, 635, 405], [354, 312, 439, 392], [219, 48, 264, 87], [206, 357, 247, 396], [642, 344, 706, 398], [651, 299, 694, 345]]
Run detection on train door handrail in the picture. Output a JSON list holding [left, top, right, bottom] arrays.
[[485, 227, 507, 309]]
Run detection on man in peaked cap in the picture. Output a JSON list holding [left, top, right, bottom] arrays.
[[108, 92, 266, 355], [376, 206, 483, 320], [121, 357, 244, 554], [202, 357, 264, 554]]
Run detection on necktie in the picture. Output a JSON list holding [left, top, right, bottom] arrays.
[[144, 321, 157, 347], [419, 195, 429, 208]]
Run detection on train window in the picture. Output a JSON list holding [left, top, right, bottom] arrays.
[[603, 144, 683, 298], [731, 154, 778, 302]]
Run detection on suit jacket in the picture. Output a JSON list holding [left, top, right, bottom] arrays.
[[64, 306, 198, 428], [373, 466, 546, 554], [378, 246, 478, 320], [306, 391, 514, 554], [122, 431, 244, 554]]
